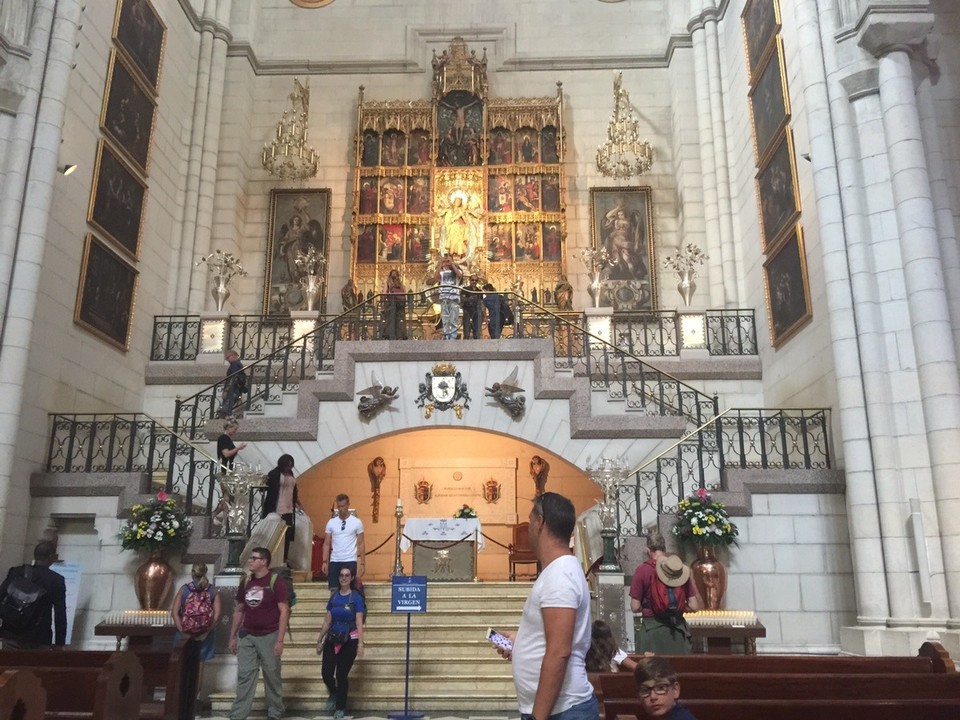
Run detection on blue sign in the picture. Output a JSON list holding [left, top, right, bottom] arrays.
[[391, 575, 427, 613]]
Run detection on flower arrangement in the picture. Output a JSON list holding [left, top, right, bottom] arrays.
[[672, 487, 738, 547], [454, 504, 478, 519], [577, 245, 613, 274], [662, 243, 708, 275], [119, 490, 192, 553], [196, 249, 248, 283], [294, 246, 326, 276]]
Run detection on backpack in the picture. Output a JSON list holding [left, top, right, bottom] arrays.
[[236, 370, 248, 394], [0, 566, 47, 637], [180, 582, 216, 634], [646, 558, 690, 619], [499, 296, 514, 327], [269, 568, 297, 609]]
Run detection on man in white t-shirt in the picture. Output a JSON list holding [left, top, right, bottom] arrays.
[[499, 492, 597, 720], [322, 494, 365, 590]]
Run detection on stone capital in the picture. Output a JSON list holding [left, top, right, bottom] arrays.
[[855, 9, 935, 59]]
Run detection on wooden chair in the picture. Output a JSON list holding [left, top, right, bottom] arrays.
[[508, 522, 541, 580]]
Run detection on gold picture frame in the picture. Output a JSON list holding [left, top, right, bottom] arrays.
[[112, 0, 167, 92], [749, 36, 790, 167], [87, 139, 147, 260], [763, 225, 811, 348], [75, 234, 140, 351], [755, 128, 801, 253], [741, 0, 782, 84], [589, 186, 657, 311], [100, 49, 157, 176]]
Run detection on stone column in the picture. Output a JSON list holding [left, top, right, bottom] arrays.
[[688, 8, 725, 307], [0, 0, 82, 558]]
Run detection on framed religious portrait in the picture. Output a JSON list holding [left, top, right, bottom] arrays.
[[357, 224, 377, 264], [763, 225, 812, 347], [100, 49, 157, 176], [87, 139, 147, 260], [755, 129, 801, 251], [749, 36, 790, 166], [741, 0, 781, 83], [406, 225, 430, 263], [113, 0, 166, 91], [75, 234, 139, 351], [589, 187, 657, 311], [263, 189, 331, 315]]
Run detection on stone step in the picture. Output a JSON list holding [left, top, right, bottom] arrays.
[[210, 688, 519, 713]]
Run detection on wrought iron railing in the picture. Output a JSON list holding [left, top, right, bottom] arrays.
[[150, 305, 758, 361]]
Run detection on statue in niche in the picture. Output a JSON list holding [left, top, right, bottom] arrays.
[[437, 190, 482, 265], [555, 275, 574, 311], [437, 91, 483, 167], [530, 455, 551, 496]]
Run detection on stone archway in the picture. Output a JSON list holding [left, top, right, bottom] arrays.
[[296, 426, 599, 580]]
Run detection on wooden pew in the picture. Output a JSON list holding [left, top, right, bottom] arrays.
[[0, 669, 46, 720], [0, 638, 199, 720], [0, 651, 142, 720], [605, 697, 960, 720]]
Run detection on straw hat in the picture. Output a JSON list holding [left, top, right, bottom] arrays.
[[656, 555, 690, 587]]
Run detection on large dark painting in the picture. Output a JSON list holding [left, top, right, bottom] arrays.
[[75, 234, 139, 351], [590, 187, 656, 310], [113, 0, 166, 91], [437, 90, 483, 167], [100, 49, 156, 175], [750, 37, 790, 166], [741, 0, 781, 82], [88, 139, 147, 259], [764, 225, 811, 348], [755, 129, 800, 251], [263, 189, 331, 315]]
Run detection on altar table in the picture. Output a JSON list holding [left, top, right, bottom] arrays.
[[401, 518, 482, 581]]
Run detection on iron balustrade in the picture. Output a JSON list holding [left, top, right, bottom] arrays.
[[611, 312, 680, 356], [152, 316, 201, 361], [705, 309, 758, 355]]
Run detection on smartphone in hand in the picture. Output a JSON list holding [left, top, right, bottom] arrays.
[[486, 627, 513, 652]]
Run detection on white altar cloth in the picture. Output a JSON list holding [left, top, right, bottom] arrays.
[[401, 517, 484, 552]]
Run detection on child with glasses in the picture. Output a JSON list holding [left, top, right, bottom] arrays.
[[634, 657, 697, 719]]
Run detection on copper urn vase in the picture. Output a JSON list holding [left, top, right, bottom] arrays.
[[690, 544, 727, 610], [134, 552, 174, 610]]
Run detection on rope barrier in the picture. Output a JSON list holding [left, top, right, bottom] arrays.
[[401, 532, 475, 551], [479, 531, 512, 551], [364, 532, 395, 555]]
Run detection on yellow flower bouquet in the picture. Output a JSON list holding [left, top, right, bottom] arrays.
[[672, 487, 738, 547], [119, 490, 192, 553]]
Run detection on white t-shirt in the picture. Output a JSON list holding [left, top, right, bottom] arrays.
[[511, 554, 594, 714], [325, 514, 364, 562]]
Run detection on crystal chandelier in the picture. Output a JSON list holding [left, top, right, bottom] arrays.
[[262, 78, 318, 180], [596, 71, 653, 179]]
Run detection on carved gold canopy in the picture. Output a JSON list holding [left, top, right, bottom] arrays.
[[350, 37, 566, 305]]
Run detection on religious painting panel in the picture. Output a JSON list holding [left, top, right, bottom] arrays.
[[357, 225, 377, 263], [488, 127, 513, 165], [541, 125, 560, 164], [361, 130, 380, 166], [113, 0, 166, 91], [516, 127, 539, 164], [515, 222, 541, 262], [755, 129, 800, 251], [489, 176, 514, 213], [750, 36, 790, 166], [741, 0, 782, 83], [406, 225, 430, 263], [75, 234, 139, 351], [487, 224, 513, 263], [380, 224, 405, 262], [408, 130, 432, 166], [515, 175, 540, 212], [407, 175, 431, 215], [590, 187, 656, 311], [88, 139, 146, 260], [379, 177, 405, 215], [263, 189, 331, 315], [437, 90, 483, 167], [381, 130, 407, 167], [763, 225, 811, 348], [542, 222, 563, 262], [100, 49, 156, 176], [542, 174, 561, 212], [359, 177, 378, 214]]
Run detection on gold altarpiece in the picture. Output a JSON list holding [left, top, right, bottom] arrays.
[[350, 37, 566, 303]]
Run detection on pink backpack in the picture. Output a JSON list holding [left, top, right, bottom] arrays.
[[181, 583, 215, 634]]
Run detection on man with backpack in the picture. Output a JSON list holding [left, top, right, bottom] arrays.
[[629, 532, 700, 654], [228, 547, 290, 720], [218, 349, 247, 418], [0, 540, 67, 649]]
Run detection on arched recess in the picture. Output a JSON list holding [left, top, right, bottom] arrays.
[[296, 426, 600, 581]]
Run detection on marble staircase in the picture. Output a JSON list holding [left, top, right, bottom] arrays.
[[210, 580, 532, 714]]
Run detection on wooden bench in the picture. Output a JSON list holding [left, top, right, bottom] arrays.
[[0, 669, 46, 720], [0, 650, 142, 720], [0, 638, 199, 720]]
